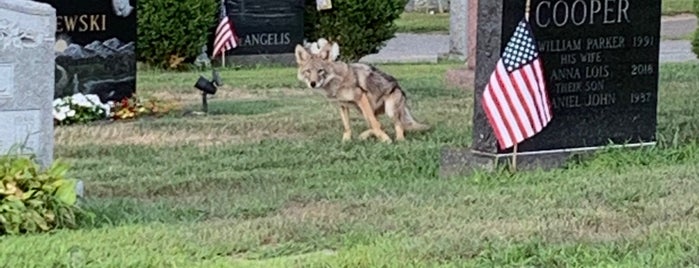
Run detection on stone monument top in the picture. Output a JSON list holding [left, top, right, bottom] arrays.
[[0, 0, 56, 168]]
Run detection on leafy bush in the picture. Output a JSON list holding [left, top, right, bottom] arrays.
[[137, 0, 218, 69], [693, 0, 699, 59], [304, 0, 408, 61], [1, 156, 83, 235]]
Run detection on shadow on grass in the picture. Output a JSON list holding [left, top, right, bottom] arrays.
[[185, 99, 282, 116]]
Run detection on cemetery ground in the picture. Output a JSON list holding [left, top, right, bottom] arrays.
[[1, 60, 698, 266]]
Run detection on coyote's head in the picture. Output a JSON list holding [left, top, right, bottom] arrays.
[[294, 42, 336, 89]]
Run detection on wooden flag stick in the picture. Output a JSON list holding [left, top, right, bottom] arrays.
[[221, 53, 225, 68], [511, 143, 518, 172], [511, 0, 530, 173]]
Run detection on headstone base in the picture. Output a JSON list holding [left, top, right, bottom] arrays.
[[445, 66, 475, 90], [219, 53, 297, 67], [438, 52, 467, 62], [439, 142, 656, 178]]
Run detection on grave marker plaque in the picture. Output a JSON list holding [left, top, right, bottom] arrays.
[[35, 0, 137, 102], [517, 0, 662, 152], [222, 0, 305, 55], [440, 0, 662, 176]]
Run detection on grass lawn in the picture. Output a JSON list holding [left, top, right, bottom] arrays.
[[1, 61, 698, 267], [663, 0, 696, 16], [396, 0, 695, 34], [396, 12, 450, 34]]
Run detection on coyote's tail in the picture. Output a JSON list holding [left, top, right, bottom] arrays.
[[397, 94, 430, 132]]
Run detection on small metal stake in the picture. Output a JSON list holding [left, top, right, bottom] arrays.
[[201, 92, 208, 114]]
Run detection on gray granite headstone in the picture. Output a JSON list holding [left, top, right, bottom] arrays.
[[448, 0, 467, 58], [0, 0, 56, 168]]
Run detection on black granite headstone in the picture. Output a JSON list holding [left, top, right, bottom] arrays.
[[35, 0, 137, 102], [221, 0, 305, 55], [441, 0, 661, 176], [522, 0, 661, 152]]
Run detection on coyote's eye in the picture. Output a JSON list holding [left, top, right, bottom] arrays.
[[318, 70, 325, 76], [304, 69, 310, 75]]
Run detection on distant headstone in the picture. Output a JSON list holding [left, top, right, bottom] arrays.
[[441, 0, 661, 176], [448, 0, 467, 58], [466, 0, 478, 69], [194, 45, 212, 68], [34, 0, 137, 103], [445, 0, 477, 89], [219, 0, 304, 65], [0, 0, 56, 168]]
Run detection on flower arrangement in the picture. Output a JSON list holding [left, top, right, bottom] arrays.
[[111, 94, 178, 120], [53, 93, 179, 126], [53, 93, 112, 125]]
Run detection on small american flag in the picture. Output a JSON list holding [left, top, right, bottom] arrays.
[[212, 0, 239, 58], [481, 18, 552, 150]]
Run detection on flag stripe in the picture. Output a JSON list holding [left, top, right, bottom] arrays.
[[481, 18, 553, 150], [518, 66, 546, 129], [532, 60, 552, 121], [501, 63, 534, 136], [482, 92, 513, 147], [212, 6, 239, 58], [484, 85, 516, 147], [495, 63, 533, 138], [521, 65, 546, 125], [490, 66, 524, 142]]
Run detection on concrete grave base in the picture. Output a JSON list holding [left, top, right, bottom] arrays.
[[439, 142, 657, 178]]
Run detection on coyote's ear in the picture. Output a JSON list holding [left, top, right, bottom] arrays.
[[317, 42, 332, 62], [295, 44, 310, 64]]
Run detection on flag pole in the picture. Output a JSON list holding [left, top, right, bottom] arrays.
[[525, 0, 531, 21], [220, 0, 226, 68], [511, 0, 532, 172], [512, 144, 518, 172]]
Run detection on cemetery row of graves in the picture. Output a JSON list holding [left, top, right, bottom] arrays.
[[1, 0, 699, 266]]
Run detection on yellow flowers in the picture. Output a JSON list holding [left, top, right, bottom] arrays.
[[110, 94, 179, 121]]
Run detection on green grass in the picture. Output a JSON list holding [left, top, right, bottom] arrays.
[[663, 0, 695, 15], [395, 1, 695, 34], [395, 12, 450, 34], [1, 62, 699, 267]]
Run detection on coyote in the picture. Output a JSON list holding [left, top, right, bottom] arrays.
[[294, 41, 429, 143]]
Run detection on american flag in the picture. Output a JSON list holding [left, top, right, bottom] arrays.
[[481, 18, 552, 150], [212, 0, 239, 58]]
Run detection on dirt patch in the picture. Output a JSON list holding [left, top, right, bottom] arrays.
[[148, 86, 312, 105], [445, 66, 475, 90], [54, 121, 304, 147]]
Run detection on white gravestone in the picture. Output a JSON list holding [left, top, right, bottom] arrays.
[[0, 0, 56, 168]]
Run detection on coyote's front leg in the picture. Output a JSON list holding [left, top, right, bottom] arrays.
[[339, 105, 352, 142]]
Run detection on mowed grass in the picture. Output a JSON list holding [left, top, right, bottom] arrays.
[[396, 12, 450, 34], [662, 0, 696, 15], [1, 61, 699, 267], [396, 0, 695, 34]]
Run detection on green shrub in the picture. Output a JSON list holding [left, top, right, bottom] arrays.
[[304, 0, 408, 61], [693, 0, 699, 59], [137, 0, 218, 69], [0, 155, 84, 235]]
